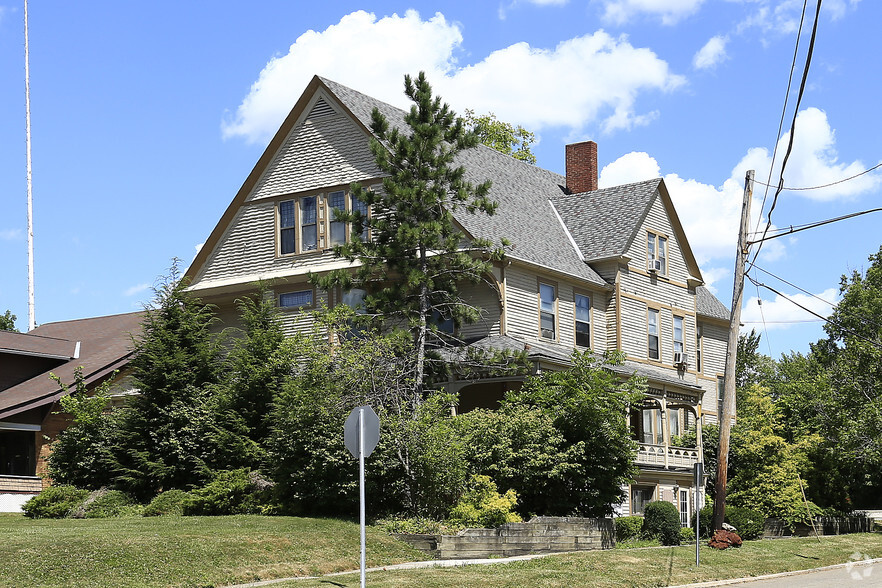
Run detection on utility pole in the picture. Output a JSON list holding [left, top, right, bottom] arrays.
[[713, 169, 754, 531]]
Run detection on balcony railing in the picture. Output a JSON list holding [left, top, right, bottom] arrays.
[[635, 444, 700, 469]]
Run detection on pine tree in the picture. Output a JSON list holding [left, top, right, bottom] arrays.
[[312, 72, 506, 395], [112, 261, 223, 499]]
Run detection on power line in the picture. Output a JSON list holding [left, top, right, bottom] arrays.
[[754, 0, 810, 239], [750, 0, 823, 271], [752, 161, 882, 192], [747, 274, 882, 351], [747, 207, 882, 244]]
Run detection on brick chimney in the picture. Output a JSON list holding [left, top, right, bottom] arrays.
[[565, 141, 598, 193]]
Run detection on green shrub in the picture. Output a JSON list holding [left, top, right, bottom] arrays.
[[22, 486, 88, 519], [724, 506, 765, 540], [642, 501, 681, 545], [692, 505, 765, 540], [615, 516, 644, 542], [694, 505, 714, 538], [183, 469, 275, 516], [377, 517, 464, 535], [143, 489, 191, 517], [679, 526, 695, 542], [74, 489, 141, 518], [447, 475, 521, 528]]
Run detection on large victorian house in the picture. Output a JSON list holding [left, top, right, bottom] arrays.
[[183, 76, 732, 521]]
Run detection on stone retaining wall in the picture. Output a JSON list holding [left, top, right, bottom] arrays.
[[763, 515, 873, 538], [395, 516, 614, 560]]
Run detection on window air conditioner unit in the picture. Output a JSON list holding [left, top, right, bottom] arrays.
[[648, 259, 662, 273], [674, 351, 689, 366]]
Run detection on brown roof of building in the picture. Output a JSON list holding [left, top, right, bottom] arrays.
[[0, 312, 144, 420]]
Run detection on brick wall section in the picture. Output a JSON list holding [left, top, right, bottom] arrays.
[[36, 405, 71, 488], [565, 141, 598, 194], [396, 517, 614, 559]]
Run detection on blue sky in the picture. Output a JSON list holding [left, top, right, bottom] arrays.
[[1, 0, 879, 358]]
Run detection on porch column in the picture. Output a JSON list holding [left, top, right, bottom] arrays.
[[660, 396, 669, 469]]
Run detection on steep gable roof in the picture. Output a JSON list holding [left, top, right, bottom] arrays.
[[186, 75, 608, 289], [696, 286, 730, 321], [0, 312, 143, 420]]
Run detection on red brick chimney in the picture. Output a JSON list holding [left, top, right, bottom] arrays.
[[565, 141, 598, 193]]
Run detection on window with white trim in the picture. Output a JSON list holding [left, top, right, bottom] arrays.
[[647, 231, 667, 274], [679, 489, 690, 526], [673, 315, 684, 359], [539, 282, 557, 340], [575, 293, 591, 348], [648, 308, 660, 360]]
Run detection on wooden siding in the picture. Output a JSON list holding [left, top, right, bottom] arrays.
[[504, 265, 541, 342], [458, 281, 502, 341], [247, 94, 382, 203]]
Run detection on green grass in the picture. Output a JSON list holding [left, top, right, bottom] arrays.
[[287, 533, 882, 588], [0, 513, 422, 587], [2, 512, 879, 587]]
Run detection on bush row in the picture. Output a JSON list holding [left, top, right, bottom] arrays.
[[22, 468, 273, 519]]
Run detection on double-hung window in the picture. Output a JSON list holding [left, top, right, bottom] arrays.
[[328, 191, 347, 247], [696, 325, 703, 373], [648, 308, 660, 360], [539, 282, 557, 340], [647, 231, 667, 274], [673, 315, 684, 361], [670, 408, 680, 438], [278, 190, 370, 255], [575, 293, 591, 348]]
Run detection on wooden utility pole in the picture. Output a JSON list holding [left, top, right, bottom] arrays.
[[713, 169, 754, 531]]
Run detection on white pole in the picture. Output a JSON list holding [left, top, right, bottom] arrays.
[[24, 0, 36, 331], [359, 407, 366, 588]]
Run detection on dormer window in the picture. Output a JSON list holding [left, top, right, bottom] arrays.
[[647, 232, 667, 274]]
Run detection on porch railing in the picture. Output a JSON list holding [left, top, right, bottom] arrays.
[[635, 444, 700, 469]]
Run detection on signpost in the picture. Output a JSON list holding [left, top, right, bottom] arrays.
[[345, 406, 380, 588]]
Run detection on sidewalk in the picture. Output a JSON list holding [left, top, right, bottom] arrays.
[[227, 552, 882, 587]]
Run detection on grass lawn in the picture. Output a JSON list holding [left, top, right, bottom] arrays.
[[1, 512, 879, 587], [288, 533, 882, 588], [0, 512, 421, 587]]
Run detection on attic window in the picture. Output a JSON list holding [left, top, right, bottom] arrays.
[[307, 98, 335, 119], [647, 231, 667, 274]]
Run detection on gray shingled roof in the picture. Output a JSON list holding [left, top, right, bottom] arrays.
[[320, 77, 608, 288], [550, 179, 661, 261], [696, 286, 730, 320]]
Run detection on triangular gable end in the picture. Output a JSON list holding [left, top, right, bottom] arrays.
[[185, 76, 384, 286], [619, 180, 704, 284]]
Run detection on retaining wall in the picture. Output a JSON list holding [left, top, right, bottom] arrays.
[[395, 516, 614, 560]]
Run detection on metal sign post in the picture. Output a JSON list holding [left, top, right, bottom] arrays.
[[345, 406, 380, 588], [694, 462, 704, 567]]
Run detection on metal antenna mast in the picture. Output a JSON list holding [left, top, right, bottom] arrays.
[[25, 0, 35, 331]]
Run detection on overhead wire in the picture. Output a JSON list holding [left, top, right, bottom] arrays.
[[746, 274, 882, 351], [747, 207, 882, 244], [754, 0, 810, 239], [752, 161, 882, 192], [749, 0, 823, 271]]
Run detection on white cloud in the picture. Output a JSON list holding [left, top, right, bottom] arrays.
[[594, 108, 878, 271], [223, 11, 684, 143], [222, 10, 463, 143], [600, 0, 705, 25], [741, 287, 838, 331], [744, 107, 881, 201], [124, 283, 150, 297], [0, 228, 22, 241], [693, 35, 728, 70]]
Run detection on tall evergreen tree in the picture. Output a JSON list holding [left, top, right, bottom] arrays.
[[313, 72, 506, 395], [112, 261, 224, 499]]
